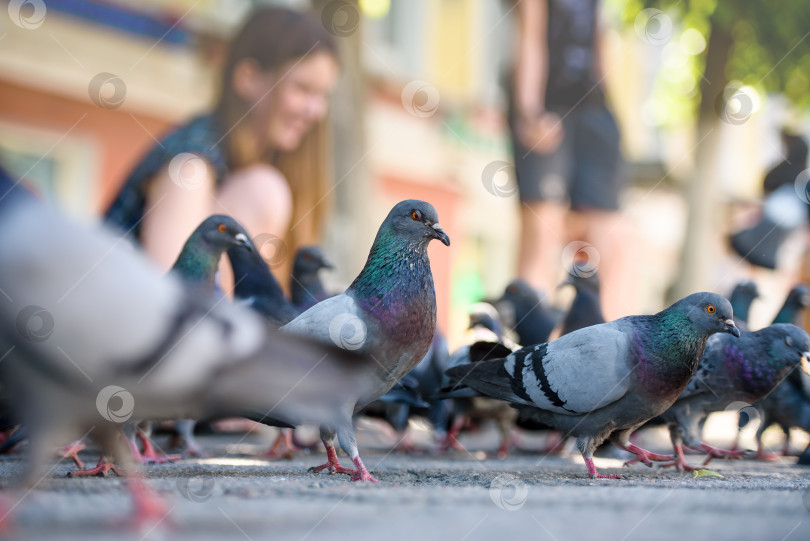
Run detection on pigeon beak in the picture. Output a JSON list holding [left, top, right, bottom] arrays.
[[234, 233, 252, 251], [430, 223, 451, 246], [320, 258, 335, 270], [723, 319, 741, 338], [801, 353, 810, 376]]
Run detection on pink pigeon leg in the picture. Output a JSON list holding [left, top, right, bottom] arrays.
[[56, 439, 87, 469], [68, 455, 123, 477], [583, 456, 622, 479]]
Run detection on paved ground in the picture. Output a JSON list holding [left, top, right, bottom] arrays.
[[1, 425, 809, 541]]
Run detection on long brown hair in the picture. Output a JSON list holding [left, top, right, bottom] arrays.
[[214, 7, 337, 281]]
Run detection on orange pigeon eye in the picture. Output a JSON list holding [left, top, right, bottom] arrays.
[[411, 210, 422, 221], [706, 305, 716, 314], [218, 224, 227, 233]]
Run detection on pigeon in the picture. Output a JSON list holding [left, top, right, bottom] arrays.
[[0, 189, 370, 526], [728, 281, 759, 332], [228, 244, 300, 327], [224, 245, 305, 458], [772, 284, 810, 325], [660, 324, 810, 470], [361, 333, 450, 453], [753, 368, 810, 458], [559, 265, 605, 336], [439, 304, 520, 458], [497, 279, 563, 346], [168, 215, 252, 458], [171, 215, 251, 290], [737, 284, 810, 457], [281, 199, 450, 481], [443, 292, 740, 479], [291, 245, 334, 312]]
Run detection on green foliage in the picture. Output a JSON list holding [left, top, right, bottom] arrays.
[[621, 0, 810, 126]]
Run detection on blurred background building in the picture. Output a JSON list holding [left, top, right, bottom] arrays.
[[1, 0, 809, 346]]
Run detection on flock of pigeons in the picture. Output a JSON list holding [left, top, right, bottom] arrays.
[[1, 164, 810, 526]]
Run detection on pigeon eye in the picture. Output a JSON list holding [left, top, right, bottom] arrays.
[[411, 210, 422, 221], [218, 224, 227, 233], [706, 305, 716, 314]]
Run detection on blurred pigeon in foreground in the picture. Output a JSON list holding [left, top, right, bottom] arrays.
[[281, 200, 450, 481], [661, 324, 810, 470], [291, 245, 334, 312], [168, 215, 252, 459], [0, 190, 370, 526], [497, 279, 562, 346], [443, 293, 740, 479]]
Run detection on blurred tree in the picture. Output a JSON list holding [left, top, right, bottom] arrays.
[[623, 0, 810, 299]]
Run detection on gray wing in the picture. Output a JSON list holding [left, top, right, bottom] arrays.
[[505, 321, 633, 415], [0, 202, 363, 426], [281, 293, 366, 350]]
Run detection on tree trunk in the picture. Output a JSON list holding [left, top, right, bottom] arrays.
[[670, 18, 734, 301], [310, 0, 373, 283]]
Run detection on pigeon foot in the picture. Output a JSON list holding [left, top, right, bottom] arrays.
[[617, 443, 674, 467], [584, 457, 623, 479], [56, 439, 87, 469], [68, 456, 122, 477]]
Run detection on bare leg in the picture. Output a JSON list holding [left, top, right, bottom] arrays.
[[518, 201, 567, 293]]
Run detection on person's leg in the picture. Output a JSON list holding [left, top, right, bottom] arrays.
[[510, 108, 572, 294], [569, 105, 626, 319], [518, 200, 568, 293]]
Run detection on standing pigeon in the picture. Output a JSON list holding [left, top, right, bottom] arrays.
[[439, 304, 520, 458], [0, 192, 371, 528], [737, 284, 810, 457], [171, 215, 251, 289], [728, 280, 760, 331], [772, 284, 810, 325], [497, 279, 562, 346], [752, 358, 810, 459], [158, 215, 253, 459], [228, 244, 299, 327], [226, 245, 304, 458], [281, 199, 450, 481], [559, 265, 605, 336], [661, 324, 810, 470], [291, 245, 334, 312], [444, 292, 740, 479]]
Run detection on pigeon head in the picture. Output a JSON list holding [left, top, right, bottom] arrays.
[[728, 280, 759, 317], [675, 292, 740, 338], [294, 246, 334, 275], [560, 264, 600, 291], [767, 324, 810, 376], [788, 284, 810, 309], [499, 279, 539, 308], [384, 200, 450, 247], [198, 215, 251, 252], [468, 302, 503, 337]]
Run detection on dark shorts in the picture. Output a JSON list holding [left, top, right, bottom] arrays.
[[509, 104, 623, 211]]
